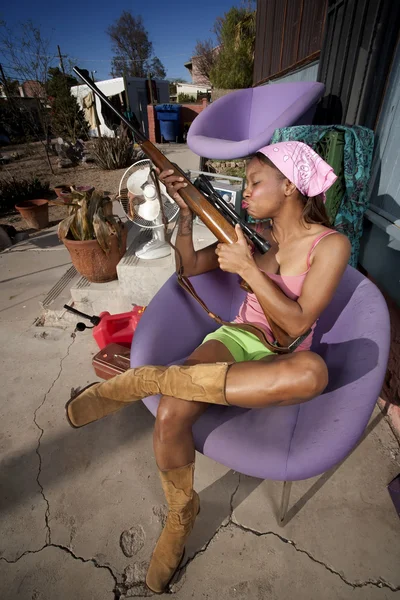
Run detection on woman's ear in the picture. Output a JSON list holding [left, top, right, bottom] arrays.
[[283, 178, 297, 197]]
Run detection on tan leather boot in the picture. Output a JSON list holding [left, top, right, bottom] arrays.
[[146, 462, 199, 593], [66, 362, 231, 428]]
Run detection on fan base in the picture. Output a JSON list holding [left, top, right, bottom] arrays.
[[135, 239, 171, 260]]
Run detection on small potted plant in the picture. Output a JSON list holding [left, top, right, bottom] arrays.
[[57, 188, 127, 283], [15, 199, 49, 230], [12, 177, 51, 230]]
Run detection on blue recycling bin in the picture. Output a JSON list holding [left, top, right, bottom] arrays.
[[155, 104, 181, 142]]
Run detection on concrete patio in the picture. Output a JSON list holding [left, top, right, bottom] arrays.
[[0, 147, 399, 600]]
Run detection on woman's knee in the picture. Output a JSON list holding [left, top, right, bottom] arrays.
[[155, 396, 202, 442], [297, 352, 328, 397]]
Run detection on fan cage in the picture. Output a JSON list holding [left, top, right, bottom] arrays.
[[118, 159, 180, 228]]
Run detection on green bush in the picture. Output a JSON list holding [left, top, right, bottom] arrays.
[[47, 67, 89, 143], [0, 102, 44, 144], [0, 176, 50, 215], [91, 135, 136, 170], [177, 93, 196, 103]]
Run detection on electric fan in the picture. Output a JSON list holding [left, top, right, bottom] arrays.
[[118, 159, 179, 260]]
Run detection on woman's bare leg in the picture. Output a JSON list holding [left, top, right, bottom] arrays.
[[154, 340, 234, 470], [225, 351, 328, 408], [154, 348, 328, 469], [148, 340, 235, 593], [147, 346, 327, 592]]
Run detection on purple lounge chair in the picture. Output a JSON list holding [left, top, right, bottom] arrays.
[[130, 267, 390, 522], [187, 82, 325, 160]]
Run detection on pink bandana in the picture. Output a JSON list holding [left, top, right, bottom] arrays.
[[258, 141, 337, 202]]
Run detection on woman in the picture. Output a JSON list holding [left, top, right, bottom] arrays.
[[66, 142, 351, 593]]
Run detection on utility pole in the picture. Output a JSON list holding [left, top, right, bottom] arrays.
[[57, 45, 66, 74]]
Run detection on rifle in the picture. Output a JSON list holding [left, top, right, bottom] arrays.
[[72, 67, 270, 255], [72, 68, 312, 352]]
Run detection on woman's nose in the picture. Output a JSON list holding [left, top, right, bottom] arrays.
[[243, 185, 251, 198]]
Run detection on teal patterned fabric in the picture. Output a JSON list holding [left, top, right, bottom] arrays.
[[270, 125, 375, 267]]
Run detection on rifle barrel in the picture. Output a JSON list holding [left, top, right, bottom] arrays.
[[73, 67, 147, 142], [73, 66, 270, 255]]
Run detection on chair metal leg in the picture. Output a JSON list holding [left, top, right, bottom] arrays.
[[279, 480, 292, 525]]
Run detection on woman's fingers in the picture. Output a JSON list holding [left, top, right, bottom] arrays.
[[157, 168, 172, 179], [168, 181, 187, 190], [166, 182, 188, 199], [157, 169, 190, 209], [160, 173, 187, 192], [158, 169, 184, 183]]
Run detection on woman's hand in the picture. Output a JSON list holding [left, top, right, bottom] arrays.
[[215, 224, 255, 277], [156, 168, 191, 214]]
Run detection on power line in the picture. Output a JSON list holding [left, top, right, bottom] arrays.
[[0, 45, 189, 63], [74, 53, 189, 63], [0, 64, 22, 72], [0, 53, 190, 82], [0, 63, 55, 71], [0, 47, 59, 61]]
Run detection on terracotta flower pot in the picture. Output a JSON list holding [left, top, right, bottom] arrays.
[[76, 185, 95, 197], [60, 191, 74, 203], [63, 225, 128, 283], [60, 186, 95, 203], [15, 199, 49, 230], [54, 185, 70, 198]]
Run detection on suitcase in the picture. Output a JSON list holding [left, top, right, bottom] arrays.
[[92, 343, 131, 380]]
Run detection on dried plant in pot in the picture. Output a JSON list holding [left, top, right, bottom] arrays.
[[57, 188, 127, 283]]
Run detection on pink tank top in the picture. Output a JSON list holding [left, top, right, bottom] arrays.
[[234, 230, 338, 352]]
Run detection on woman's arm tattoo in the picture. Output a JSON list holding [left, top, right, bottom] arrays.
[[177, 213, 193, 236]]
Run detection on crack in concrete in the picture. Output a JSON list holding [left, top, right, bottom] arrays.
[[230, 472, 242, 513], [2, 467, 399, 597], [0, 542, 119, 599], [2, 247, 66, 254], [173, 473, 242, 584], [0, 332, 121, 598], [33, 333, 76, 545], [176, 473, 400, 594], [229, 520, 400, 593], [16, 332, 121, 599]]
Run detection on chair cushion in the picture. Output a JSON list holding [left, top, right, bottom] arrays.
[[190, 88, 253, 142], [187, 82, 325, 159]]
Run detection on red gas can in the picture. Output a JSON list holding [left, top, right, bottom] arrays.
[[92, 305, 146, 349]]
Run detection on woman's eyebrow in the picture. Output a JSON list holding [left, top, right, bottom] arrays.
[[247, 169, 263, 178]]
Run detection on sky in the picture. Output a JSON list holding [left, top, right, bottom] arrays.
[[0, 0, 243, 83]]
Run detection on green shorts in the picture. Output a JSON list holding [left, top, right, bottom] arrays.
[[202, 325, 276, 362]]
